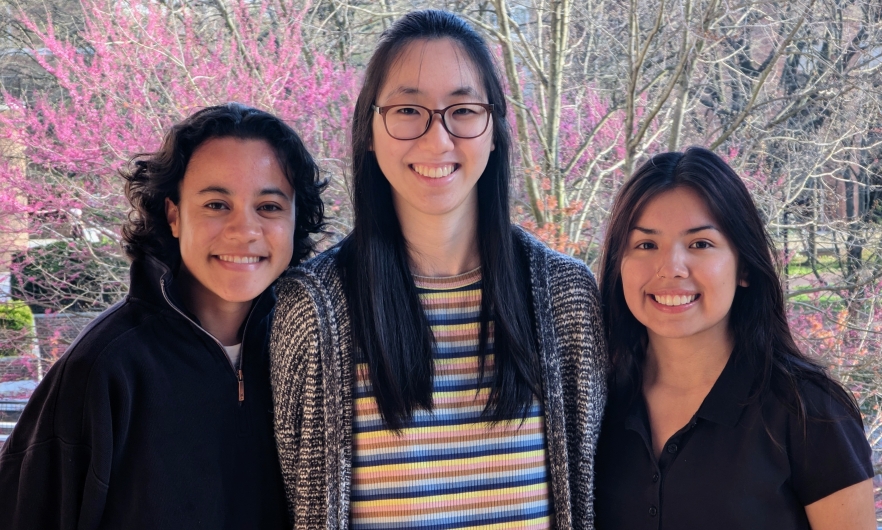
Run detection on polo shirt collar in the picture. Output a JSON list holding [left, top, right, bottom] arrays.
[[694, 349, 756, 428], [611, 347, 758, 432]]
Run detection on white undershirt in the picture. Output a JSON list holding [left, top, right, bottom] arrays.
[[223, 343, 242, 369]]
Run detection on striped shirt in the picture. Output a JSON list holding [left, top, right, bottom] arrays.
[[350, 268, 552, 530]]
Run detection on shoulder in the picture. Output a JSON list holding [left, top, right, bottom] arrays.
[[1, 298, 164, 453], [38, 295, 180, 396], [513, 227, 600, 321], [797, 376, 861, 422], [275, 247, 342, 302], [513, 226, 598, 291], [54, 297, 167, 375], [765, 369, 863, 425], [774, 373, 873, 505], [271, 247, 346, 349]]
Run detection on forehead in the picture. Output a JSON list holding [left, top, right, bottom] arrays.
[[378, 38, 486, 101], [182, 138, 291, 191], [632, 187, 717, 230]]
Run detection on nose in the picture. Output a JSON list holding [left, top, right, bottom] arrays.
[[656, 246, 689, 279], [225, 207, 261, 242], [417, 112, 455, 152]]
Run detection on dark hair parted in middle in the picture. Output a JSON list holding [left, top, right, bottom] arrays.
[[337, 10, 541, 429], [121, 102, 325, 268], [599, 146, 859, 420]]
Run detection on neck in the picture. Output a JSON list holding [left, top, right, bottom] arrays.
[[643, 329, 733, 392], [175, 270, 251, 346], [398, 205, 480, 278]]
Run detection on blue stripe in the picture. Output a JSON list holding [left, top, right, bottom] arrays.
[[351, 470, 550, 500], [416, 282, 482, 295], [352, 506, 551, 530], [423, 313, 481, 323]]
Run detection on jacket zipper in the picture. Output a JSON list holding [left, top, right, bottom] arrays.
[[161, 277, 254, 403]]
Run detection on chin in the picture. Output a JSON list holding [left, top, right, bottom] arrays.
[[217, 284, 266, 304]]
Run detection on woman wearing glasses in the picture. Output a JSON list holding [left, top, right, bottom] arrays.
[[269, 10, 606, 530]]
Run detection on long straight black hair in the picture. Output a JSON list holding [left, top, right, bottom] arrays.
[[337, 10, 541, 429], [599, 147, 860, 421]]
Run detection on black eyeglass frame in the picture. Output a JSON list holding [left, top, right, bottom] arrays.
[[372, 103, 495, 140]]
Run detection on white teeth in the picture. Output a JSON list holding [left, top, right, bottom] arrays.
[[654, 294, 696, 306], [218, 255, 260, 264], [413, 164, 455, 178]]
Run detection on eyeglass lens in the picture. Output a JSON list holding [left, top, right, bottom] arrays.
[[384, 104, 489, 140]]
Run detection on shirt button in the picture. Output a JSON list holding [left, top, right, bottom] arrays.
[[652, 473, 659, 483], [667, 443, 678, 454], [649, 506, 658, 517]]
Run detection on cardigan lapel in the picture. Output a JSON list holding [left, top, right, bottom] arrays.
[[311, 268, 353, 530], [520, 230, 574, 530]]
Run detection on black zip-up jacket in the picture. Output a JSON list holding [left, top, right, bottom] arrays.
[[0, 257, 290, 529]]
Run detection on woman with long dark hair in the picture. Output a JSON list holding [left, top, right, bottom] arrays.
[[270, 10, 606, 529], [594, 147, 874, 529]]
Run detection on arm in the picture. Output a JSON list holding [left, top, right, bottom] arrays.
[[268, 276, 326, 524], [790, 381, 876, 530], [545, 257, 609, 529], [804, 478, 875, 530], [0, 354, 113, 530]]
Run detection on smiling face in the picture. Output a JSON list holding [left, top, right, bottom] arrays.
[[371, 38, 494, 229], [620, 187, 746, 348], [165, 137, 296, 313]]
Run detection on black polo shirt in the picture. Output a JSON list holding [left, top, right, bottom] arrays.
[[594, 351, 873, 530]]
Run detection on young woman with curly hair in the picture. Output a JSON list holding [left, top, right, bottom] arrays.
[[0, 103, 325, 529]]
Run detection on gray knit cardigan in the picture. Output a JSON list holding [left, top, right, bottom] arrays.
[[269, 229, 608, 529]]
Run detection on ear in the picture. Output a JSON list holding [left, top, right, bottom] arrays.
[[738, 268, 749, 288], [165, 197, 181, 238]]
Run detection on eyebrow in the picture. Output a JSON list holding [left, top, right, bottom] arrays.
[[384, 85, 482, 100], [197, 186, 291, 200], [631, 224, 719, 236]]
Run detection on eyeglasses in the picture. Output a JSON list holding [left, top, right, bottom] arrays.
[[372, 103, 494, 140]]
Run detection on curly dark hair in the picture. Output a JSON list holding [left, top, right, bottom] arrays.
[[121, 103, 325, 267]]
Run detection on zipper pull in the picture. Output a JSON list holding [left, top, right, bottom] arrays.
[[237, 369, 244, 402]]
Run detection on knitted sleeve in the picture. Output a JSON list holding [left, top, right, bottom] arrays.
[[269, 275, 330, 528], [546, 255, 609, 530]]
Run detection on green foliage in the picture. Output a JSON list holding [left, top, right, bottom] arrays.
[[0, 301, 33, 332], [0, 300, 34, 357], [785, 254, 842, 277]]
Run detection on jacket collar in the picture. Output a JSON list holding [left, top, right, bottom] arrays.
[[127, 255, 176, 310]]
